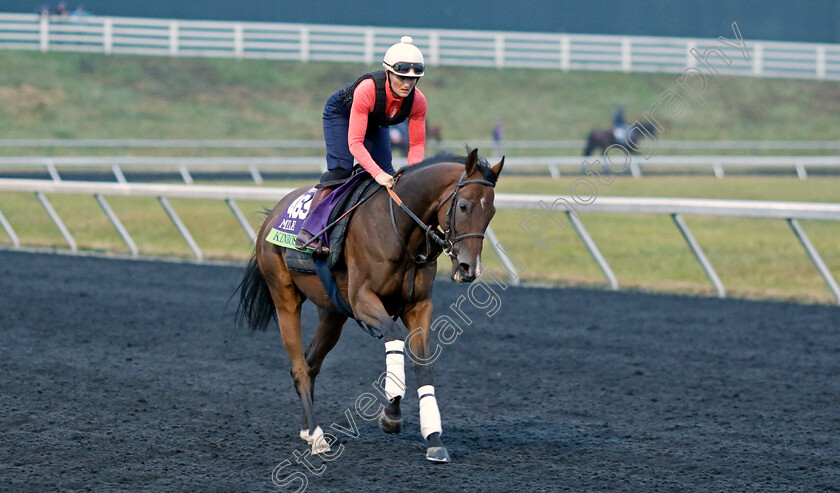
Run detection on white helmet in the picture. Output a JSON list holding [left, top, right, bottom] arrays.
[[383, 36, 425, 78]]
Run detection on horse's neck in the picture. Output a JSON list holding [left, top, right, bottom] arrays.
[[396, 164, 460, 226], [367, 163, 459, 257]]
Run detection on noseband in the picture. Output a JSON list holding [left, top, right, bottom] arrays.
[[388, 169, 496, 264]]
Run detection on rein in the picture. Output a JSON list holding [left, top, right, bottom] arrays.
[[386, 169, 496, 264]]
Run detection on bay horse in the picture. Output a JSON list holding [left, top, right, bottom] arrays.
[[236, 149, 503, 463], [582, 120, 657, 157]]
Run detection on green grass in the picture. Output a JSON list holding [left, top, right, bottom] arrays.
[[0, 50, 839, 303], [2, 51, 840, 143]]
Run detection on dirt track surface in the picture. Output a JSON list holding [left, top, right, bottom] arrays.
[[1, 250, 838, 492]]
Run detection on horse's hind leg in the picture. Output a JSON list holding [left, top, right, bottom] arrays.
[[260, 253, 330, 455], [272, 302, 331, 454], [304, 307, 347, 406]]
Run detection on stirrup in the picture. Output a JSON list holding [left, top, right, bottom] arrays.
[[310, 238, 330, 257], [295, 229, 315, 250], [298, 231, 329, 257]]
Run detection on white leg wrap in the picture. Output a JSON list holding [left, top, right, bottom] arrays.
[[417, 385, 442, 439], [385, 340, 406, 401], [300, 426, 330, 454]]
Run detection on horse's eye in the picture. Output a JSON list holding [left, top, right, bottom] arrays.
[[459, 202, 468, 213]]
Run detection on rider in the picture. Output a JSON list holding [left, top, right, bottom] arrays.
[[612, 104, 627, 142], [295, 36, 428, 255]]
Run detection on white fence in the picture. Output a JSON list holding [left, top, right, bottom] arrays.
[[2, 155, 839, 182], [2, 138, 840, 153], [0, 178, 838, 304], [2, 12, 840, 80]]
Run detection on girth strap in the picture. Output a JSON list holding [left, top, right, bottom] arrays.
[[313, 256, 382, 339]]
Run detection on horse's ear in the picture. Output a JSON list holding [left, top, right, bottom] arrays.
[[465, 148, 479, 175], [491, 156, 504, 177]]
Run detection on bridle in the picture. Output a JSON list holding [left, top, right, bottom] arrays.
[[388, 169, 495, 264]]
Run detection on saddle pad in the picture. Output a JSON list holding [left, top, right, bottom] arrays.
[[282, 174, 379, 273], [265, 186, 317, 253]]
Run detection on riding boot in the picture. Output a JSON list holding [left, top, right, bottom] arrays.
[[295, 187, 333, 256]]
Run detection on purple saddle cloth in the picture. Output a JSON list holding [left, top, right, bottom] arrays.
[[298, 172, 371, 246], [265, 171, 373, 258]]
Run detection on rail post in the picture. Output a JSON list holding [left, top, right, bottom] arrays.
[[95, 193, 138, 257], [39, 14, 49, 53], [787, 218, 840, 305], [672, 213, 725, 298], [158, 196, 202, 261], [36, 191, 77, 252]]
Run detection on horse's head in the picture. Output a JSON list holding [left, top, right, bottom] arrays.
[[439, 148, 504, 283]]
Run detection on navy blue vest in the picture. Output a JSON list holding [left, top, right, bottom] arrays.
[[338, 71, 416, 131]]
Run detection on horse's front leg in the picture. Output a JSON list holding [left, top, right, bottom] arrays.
[[351, 286, 407, 435], [403, 299, 451, 463]]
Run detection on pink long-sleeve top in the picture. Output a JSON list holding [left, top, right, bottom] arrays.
[[347, 78, 427, 178]]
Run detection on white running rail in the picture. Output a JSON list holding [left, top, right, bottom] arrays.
[[2, 155, 839, 182], [1, 12, 839, 80], [0, 178, 838, 303]]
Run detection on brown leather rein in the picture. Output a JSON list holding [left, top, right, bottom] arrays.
[[387, 169, 496, 264]]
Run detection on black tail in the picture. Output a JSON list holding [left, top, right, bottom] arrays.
[[234, 255, 276, 331]]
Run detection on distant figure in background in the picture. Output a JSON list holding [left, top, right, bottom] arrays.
[[612, 105, 627, 141], [54, 1, 68, 17], [391, 120, 440, 155], [389, 119, 410, 156], [582, 105, 657, 159], [71, 4, 91, 18], [492, 119, 505, 157], [37, 4, 50, 16], [425, 121, 443, 150]]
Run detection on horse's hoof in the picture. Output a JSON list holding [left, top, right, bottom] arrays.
[[425, 446, 451, 463], [311, 437, 331, 455], [378, 410, 402, 434], [300, 427, 331, 455]]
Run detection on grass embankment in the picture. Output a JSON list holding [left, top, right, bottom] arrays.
[[2, 50, 840, 144], [0, 51, 838, 303]]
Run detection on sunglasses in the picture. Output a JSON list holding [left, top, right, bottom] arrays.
[[388, 62, 424, 75]]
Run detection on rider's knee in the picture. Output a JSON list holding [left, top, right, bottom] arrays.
[[319, 168, 351, 183]]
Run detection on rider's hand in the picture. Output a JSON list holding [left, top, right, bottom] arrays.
[[374, 172, 395, 188]]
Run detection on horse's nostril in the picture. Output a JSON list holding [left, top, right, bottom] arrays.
[[459, 263, 472, 276]]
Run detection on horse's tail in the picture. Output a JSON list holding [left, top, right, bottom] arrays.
[[234, 254, 275, 331]]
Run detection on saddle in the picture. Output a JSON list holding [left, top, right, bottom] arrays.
[[284, 174, 379, 274]]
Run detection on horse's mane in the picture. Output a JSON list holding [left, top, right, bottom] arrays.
[[396, 148, 499, 185]]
